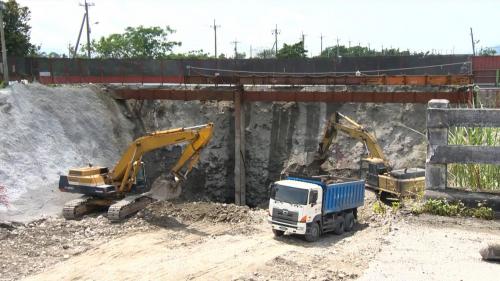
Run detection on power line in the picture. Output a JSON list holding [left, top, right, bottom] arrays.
[[187, 61, 470, 75], [211, 19, 221, 58]]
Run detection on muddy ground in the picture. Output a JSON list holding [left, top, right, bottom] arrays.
[[1, 191, 498, 281]]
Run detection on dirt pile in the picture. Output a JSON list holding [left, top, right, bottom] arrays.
[[0, 83, 135, 221], [140, 201, 263, 225]]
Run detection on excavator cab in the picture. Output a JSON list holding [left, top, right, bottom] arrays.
[[130, 162, 148, 194], [359, 158, 388, 189]]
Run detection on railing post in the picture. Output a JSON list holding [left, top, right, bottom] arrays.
[[426, 99, 449, 190]]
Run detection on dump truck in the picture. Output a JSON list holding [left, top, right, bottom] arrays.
[[59, 123, 214, 221], [318, 112, 425, 197], [268, 175, 365, 242]]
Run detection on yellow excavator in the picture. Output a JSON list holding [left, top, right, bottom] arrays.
[[318, 112, 424, 197], [59, 123, 214, 221]]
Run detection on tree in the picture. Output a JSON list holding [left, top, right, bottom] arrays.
[[166, 49, 211, 59], [478, 47, 496, 56], [255, 49, 275, 59], [277, 41, 307, 58], [320, 45, 417, 57], [234, 52, 246, 59], [92, 25, 181, 59], [3, 0, 37, 56]]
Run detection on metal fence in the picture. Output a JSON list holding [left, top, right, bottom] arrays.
[[3, 55, 471, 84]]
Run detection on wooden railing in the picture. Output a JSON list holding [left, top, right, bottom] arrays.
[[425, 99, 500, 190]]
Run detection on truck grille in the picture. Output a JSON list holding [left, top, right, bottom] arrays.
[[272, 208, 298, 225]]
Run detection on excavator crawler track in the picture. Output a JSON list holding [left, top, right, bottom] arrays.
[[63, 197, 95, 220], [107, 195, 155, 222]]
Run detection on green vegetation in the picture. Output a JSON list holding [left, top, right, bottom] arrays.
[[319, 45, 428, 57], [3, 0, 38, 56], [448, 127, 500, 191], [412, 199, 494, 220], [277, 41, 307, 59], [256, 49, 275, 59], [478, 47, 497, 56], [89, 26, 181, 59], [372, 200, 387, 215], [448, 98, 500, 191]]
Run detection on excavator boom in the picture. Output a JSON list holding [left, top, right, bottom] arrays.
[[318, 112, 389, 168], [111, 123, 214, 193]]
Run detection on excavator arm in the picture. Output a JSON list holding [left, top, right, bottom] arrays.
[[110, 123, 214, 193], [317, 112, 390, 168]]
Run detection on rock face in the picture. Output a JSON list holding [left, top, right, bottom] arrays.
[[133, 99, 427, 207], [0, 84, 428, 220], [0, 84, 135, 221]]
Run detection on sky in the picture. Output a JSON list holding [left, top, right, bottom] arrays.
[[17, 0, 500, 57]]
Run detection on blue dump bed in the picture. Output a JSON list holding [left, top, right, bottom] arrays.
[[287, 177, 365, 214]]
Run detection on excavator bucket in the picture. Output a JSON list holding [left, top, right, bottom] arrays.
[[148, 175, 182, 201]]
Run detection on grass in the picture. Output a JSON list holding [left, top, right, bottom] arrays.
[[447, 97, 500, 191], [411, 198, 494, 220], [372, 200, 387, 215]]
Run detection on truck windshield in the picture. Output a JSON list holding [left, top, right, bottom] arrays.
[[271, 184, 308, 205]]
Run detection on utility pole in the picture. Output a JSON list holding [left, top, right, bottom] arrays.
[[73, 12, 87, 58], [470, 27, 477, 56], [78, 0, 94, 59], [272, 24, 280, 55], [249, 45, 253, 58], [0, 1, 8, 85], [301, 32, 307, 56], [231, 39, 240, 58], [211, 19, 221, 58], [336, 37, 340, 57], [320, 33, 324, 55]]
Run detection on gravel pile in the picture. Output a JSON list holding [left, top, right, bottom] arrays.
[[141, 201, 263, 225]]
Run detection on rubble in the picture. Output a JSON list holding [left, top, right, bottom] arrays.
[[140, 201, 265, 225]]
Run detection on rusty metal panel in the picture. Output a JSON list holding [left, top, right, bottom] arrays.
[[472, 56, 500, 70]]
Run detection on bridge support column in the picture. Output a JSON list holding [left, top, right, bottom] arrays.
[[234, 86, 246, 205]]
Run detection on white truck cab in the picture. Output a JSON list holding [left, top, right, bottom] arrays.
[[268, 176, 365, 242], [268, 179, 323, 236]]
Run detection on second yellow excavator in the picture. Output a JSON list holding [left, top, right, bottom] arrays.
[[59, 123, 214, 221], [318, 112, 424, 197]]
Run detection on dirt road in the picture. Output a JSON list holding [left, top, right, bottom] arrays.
[[2, 196, 499, 281]]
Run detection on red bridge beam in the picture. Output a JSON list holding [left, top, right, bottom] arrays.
[[184, 74, 473, 86], [113, 88, 472, 104]]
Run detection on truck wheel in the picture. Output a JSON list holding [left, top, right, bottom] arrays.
[[305, 223, 320, 242], [272, 229, 285, 237], [333, 216, 345, 235], [344, 212, 355, 232]]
